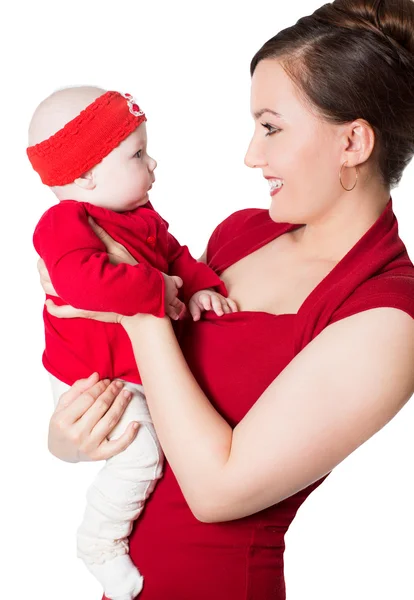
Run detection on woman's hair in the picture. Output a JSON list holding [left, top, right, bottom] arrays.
[[250, 0, 414, 189]]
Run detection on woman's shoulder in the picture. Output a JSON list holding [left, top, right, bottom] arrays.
[[207, 208, 269, 251], [206, 207, 290, 272], [329, 267, 414, 324]]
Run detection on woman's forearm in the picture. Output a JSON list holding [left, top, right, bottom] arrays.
[[122, 315, 233, 519]]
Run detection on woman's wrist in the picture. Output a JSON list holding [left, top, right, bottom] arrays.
[[120, 312, 171, 335]]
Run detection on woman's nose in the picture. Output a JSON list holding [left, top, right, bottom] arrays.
[[244, 137, 267, 169]]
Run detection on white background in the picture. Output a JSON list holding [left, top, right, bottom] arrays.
[[2, 1, 414, 598]]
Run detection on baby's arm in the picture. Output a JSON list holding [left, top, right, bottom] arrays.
[[34, 202, 166, 317], [166, 232, 227, 302]]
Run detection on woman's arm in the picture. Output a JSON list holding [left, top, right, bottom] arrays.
[[120, 307, 414, 522], [44, 227, 414, 519]]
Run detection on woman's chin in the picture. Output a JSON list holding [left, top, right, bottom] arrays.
[[269, 193, 307, 226], [269, 193, 289, 223]]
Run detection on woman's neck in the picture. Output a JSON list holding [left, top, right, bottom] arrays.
[[290, 186, 391, 264]]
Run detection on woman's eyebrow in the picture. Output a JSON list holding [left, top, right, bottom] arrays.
[[253, 108, 283, 119]]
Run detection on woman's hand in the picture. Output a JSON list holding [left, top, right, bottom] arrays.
[[38, 258, 58, 296], [45, 299, 123, 323], [45, 275, 183, 322], [88, 217, 138, 266], [48, 373, 139, 462]]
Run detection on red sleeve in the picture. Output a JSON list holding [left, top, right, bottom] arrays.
[[205, 208, 283, 274], [329, 273, 414, 324], [33, 202, 166, 317], [167, 233, 227, 303], [206, 209, 260, 266]]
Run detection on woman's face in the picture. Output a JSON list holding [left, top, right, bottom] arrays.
[[245, 59, 346, 224]]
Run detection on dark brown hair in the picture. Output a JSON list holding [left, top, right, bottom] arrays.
[[250, 0, 414, 188]]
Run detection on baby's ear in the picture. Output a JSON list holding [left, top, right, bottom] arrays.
[[74, 169, 96, 190]]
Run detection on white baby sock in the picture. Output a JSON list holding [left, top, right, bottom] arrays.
[[87, 553, 144, 600]]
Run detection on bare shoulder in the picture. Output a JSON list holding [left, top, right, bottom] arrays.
[[213, 307, 414, 521]]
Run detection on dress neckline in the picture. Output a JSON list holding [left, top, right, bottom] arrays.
[[212, 197, 394, 320], [202, 309, 297, 321]]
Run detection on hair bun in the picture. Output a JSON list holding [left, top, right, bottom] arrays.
[[329, 0, 414, 55]]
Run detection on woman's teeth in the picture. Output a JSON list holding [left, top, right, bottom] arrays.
[[268, 179, 284, 191]]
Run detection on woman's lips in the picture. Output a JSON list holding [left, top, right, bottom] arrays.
[[266, 177, 284, 196], [270, 185, 283, 197]]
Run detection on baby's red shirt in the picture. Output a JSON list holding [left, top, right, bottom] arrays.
[[33, 200, 226, 385]]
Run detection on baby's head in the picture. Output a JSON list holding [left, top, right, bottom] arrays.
[[27, 86, 157, 212]]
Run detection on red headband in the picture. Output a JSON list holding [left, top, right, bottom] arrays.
[[27, 91, 147, 186]]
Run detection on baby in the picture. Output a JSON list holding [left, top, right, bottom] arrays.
[[27, 86, 236, 600]]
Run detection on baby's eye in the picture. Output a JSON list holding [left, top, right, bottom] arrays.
[[261, 123, 280, 136], [135, 150, 142, 158]]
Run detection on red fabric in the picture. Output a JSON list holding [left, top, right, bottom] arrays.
[[101, 196, 413, 599], [33, 200, 226, 385], [27, 91, 146, 185]]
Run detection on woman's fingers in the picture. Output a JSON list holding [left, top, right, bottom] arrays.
[[88, 386, 135, 444], [37, 258, 58, 296], [37, 257, 47, 281], [166, 305, 180, 320], [45, 299, 88, 319], [48, 378, 139, 462], [55, 379, 112, 426], [171, 296, 186, 317], [96, 421, 140, 461], [75, 380, 129, 437], [45, 299, 121, 323], [56, 372, 100, 410], [165, 294, 185, 320], [88, 217, 138, 266], [88, 216, 113, 245]]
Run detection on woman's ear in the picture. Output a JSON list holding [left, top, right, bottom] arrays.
[[341, 118, 376, 168], [74, 169, 96, 190]]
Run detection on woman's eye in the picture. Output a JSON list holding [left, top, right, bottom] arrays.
[[135, 150, 142, 158], [261, 122, 279, 136]]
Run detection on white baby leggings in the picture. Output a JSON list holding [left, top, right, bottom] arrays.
[[49, 374, 164, 600]]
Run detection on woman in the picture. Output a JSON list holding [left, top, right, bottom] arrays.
[[41, 0, 414, 597]]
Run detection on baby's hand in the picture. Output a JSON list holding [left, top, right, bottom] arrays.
[[162, 272, 186, 320], [189, 289, 238, 321]]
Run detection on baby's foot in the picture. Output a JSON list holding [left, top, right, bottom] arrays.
[[88, 553, 143, 600]]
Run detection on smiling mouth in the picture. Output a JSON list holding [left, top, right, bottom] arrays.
[[268, 179, 284, 192]]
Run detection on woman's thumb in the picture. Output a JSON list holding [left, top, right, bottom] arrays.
[[88, 217, 108, 241]]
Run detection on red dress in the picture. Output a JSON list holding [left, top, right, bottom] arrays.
[[103, 197, 414, 599]]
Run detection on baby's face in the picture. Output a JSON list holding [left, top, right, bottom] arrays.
[[89, 123, 157, 212]]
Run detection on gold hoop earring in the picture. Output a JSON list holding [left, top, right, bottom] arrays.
[[339, 161, 358, 191]]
